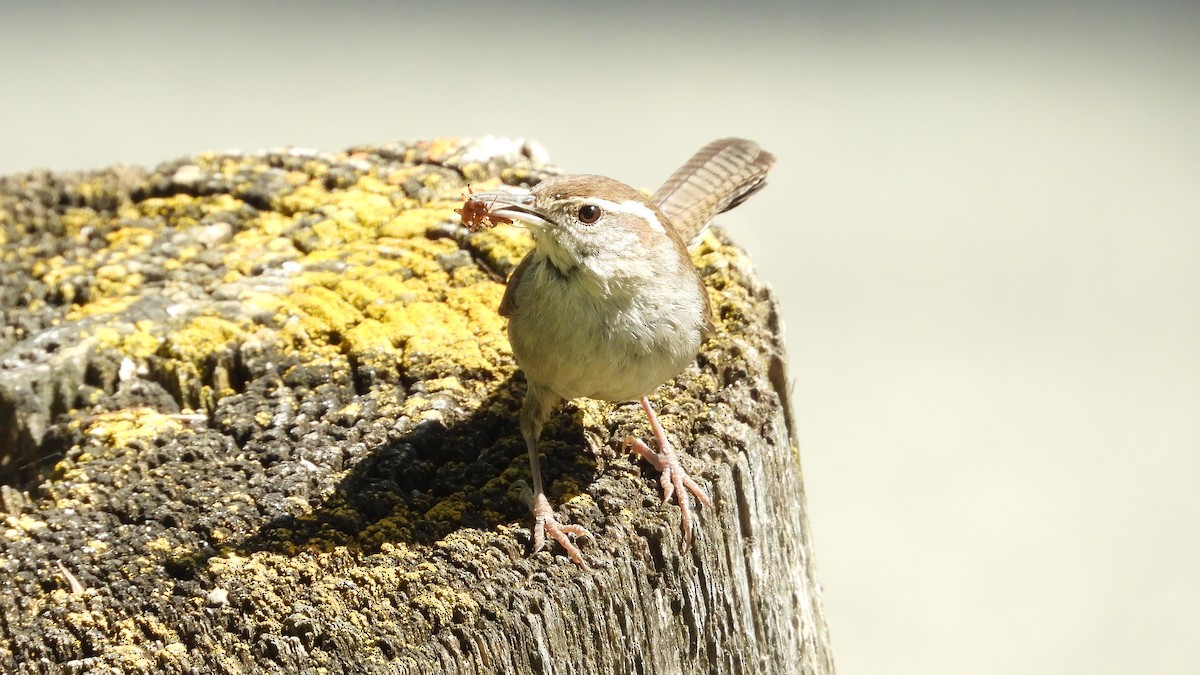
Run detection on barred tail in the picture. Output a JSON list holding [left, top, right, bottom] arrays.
[[652, 138, 776, 246]]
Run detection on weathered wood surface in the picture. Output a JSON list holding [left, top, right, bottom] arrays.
[[0, 138, 834, 674]]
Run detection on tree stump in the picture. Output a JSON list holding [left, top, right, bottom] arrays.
[[0, 138, 835, 674]]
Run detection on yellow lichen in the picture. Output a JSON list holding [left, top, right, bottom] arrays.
[[162, 315, 245, 363], [136, 193, 245, 222], [145, 537, 174, 553], [66, 610, 108, 632], [34, 258, 84, 289], [335, 401, 362, 418], [288, 286, 365, 339], [123, 323, 165, 359], [3, 514, 48, 540], [467, 223, 533, 269], [67, 295, 138, 321], [104, 225, 156, 253], [157, 642, 189, 666], [424, 499, 466, 525], [379, 208, 458, 240], [82, 409, 185, 449], [411, 586, 480, 626], [60, 207, 99, 240], [109, 644, 153, 669]]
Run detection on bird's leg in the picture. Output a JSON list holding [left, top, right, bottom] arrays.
[[625, 396, 713, 545], [519, 384, 591, 568]]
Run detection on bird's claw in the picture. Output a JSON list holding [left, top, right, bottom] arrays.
[[625, 435, 712, 546], [530, 491, 592, 569]]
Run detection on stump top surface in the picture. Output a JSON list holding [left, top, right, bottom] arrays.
[[0, 138, 826, 674]]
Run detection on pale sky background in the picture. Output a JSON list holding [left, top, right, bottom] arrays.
[[3, 2, 1198, 673]]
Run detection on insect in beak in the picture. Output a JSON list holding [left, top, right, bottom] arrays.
[[456, 187, 549, 232]]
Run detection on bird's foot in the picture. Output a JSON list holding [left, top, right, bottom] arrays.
[[625, 435, 713, 546], [526, 488, 592, 569]]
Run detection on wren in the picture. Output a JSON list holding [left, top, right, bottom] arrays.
[[466, 139, 775, 568]]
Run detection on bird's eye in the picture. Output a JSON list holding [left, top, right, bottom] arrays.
[[577, 204, 601, 224]]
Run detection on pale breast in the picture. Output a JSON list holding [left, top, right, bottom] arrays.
[[506, 256, 707, 403]]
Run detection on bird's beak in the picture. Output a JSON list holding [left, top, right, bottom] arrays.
[[465, 189, 553, 229]]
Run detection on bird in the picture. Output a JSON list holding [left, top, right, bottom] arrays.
[[464, 139, 775, 567]]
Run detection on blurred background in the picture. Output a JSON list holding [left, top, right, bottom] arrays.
[[3, 1, 1197, 672]]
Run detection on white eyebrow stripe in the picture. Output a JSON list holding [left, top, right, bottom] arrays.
[[587, 197, 666, 234]]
